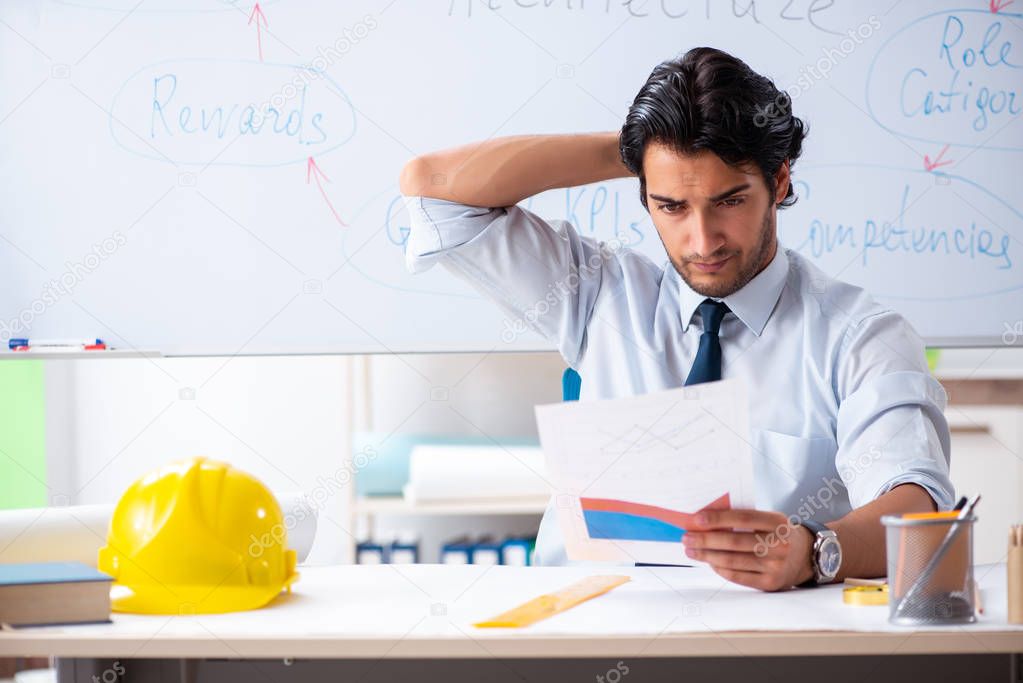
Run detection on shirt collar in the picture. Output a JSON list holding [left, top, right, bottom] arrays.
[[678, 247, 789, 336]]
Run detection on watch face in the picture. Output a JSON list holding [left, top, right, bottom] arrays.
[[819, 537, 842, 577]]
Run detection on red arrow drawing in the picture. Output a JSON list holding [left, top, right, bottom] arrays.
[[307, 157, 348, 227], [923, 144, 954, 172], [989, 0, 1014, 13], [248, 3, 268, 62]]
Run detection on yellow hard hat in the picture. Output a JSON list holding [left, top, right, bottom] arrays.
[[98, 457, 298, 614]]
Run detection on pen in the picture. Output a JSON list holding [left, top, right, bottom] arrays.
[[953, 496, 968, 511]]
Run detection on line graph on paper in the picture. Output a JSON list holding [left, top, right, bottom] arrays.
[[595, 413, 717, 457]]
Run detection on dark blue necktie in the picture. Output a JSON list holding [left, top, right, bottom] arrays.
[[684, 299, 730, 386]]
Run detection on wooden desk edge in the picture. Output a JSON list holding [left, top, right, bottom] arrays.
[[1, 630, 1021, 659]]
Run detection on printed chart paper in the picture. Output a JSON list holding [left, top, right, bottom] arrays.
[[535, 379, 755, 565]]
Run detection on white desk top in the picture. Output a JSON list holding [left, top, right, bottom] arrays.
[[2, 563, 1021, 659]]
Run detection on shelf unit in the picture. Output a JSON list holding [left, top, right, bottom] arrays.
[[342, 356, 548, 561], [354, 495, 548, 517]]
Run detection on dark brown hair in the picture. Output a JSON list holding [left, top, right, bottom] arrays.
[[620, 47, 808, 209]]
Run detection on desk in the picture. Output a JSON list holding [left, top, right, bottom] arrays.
[[2, 564, 1021, 682]]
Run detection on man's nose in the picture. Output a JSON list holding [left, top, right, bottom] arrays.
[[688, 210, 723, 258]]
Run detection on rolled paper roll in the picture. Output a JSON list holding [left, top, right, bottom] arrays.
[[0, 491, 318, 567]]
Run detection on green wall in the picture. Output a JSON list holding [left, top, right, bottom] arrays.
[[0, 361, 47, 509]]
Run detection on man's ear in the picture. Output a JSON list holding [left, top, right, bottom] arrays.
[[774, 160, 791, 206]]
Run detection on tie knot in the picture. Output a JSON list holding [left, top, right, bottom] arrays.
[[696, 299, 729, 336]]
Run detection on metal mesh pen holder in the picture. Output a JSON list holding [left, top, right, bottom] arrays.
[[881, 514, 977, 626]]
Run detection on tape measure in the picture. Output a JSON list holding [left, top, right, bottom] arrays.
[[843, 584, 889, 606], [474, 575, 631, 628]]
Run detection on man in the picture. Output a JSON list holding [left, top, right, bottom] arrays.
[[398, 47, 954, 591]]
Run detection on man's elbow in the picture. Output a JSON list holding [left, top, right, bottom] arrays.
[[399, 155, 436, 198]]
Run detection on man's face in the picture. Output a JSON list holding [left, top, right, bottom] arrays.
[[643, 144, 788, 298]]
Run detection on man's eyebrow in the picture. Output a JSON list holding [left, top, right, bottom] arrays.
[[648, 183, 752, 205], [709, 183, 751, 202]]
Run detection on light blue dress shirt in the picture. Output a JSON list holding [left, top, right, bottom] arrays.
[[403, 195, 955, 567]]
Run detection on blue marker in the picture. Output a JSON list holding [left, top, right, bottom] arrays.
[[9, 338, 105, 350]]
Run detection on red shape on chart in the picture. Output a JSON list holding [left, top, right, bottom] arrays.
[[579, 492, 731, 531], [307, 157, 348, 227], [989, 0, 1013, 14], [923, 144, 954, 172], [248, 3, 268, 62]]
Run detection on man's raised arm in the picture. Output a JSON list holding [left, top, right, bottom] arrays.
[[399, 132, 632, 207]]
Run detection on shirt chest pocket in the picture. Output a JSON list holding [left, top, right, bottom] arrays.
[[751, 429, 844, 520]]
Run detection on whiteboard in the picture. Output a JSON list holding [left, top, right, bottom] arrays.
[[0, 0, 1020, 355]]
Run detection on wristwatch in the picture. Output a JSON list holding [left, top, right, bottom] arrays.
[[798, 520, 842, 586]]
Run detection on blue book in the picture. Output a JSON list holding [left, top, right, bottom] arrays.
[[500, 537, 533, 566], [356, 540, 387, 564], [0, 562, 112, 627], [0, 561, 111, 586], [471, 537, 503, 566], [389, 537, 420, 564], [440, 537, 473, 565]]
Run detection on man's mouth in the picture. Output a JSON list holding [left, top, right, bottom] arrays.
[[689, 255, 732, 273]]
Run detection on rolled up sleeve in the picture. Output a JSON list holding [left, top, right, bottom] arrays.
[[402, 195, 614, 365], [403, 196, 503, 274], [834, 311, 955, 511]]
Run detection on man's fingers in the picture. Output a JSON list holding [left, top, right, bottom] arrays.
[[695, 508, 790, 532], [685, 547, 781, 573], [683, 531, 761, 553]]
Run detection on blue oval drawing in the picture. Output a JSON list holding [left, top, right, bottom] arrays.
[[54, 0, 280, 13], [865, 8, 1023, 152], [781, 163, 1023, 301], [337, 191, 484, 300], [109, 58, 357, 167]]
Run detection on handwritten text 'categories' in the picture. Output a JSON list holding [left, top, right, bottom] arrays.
[[899, 14, 1022, 132], [867, 9, 1022, 146], [804, 185, 1011, 270], [111, 60, 357, 166]]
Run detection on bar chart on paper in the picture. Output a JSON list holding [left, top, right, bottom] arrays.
[[580, 493, 731, 543]]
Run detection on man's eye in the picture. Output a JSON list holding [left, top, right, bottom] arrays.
[[659, 203, 682, 214], [720, 197, 745, 207]]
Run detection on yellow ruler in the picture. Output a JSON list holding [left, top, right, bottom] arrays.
[[474, 575, 631, 628]]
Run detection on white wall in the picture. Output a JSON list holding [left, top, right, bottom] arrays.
[[365, 352, 564, 439], [53, 354, 352, 563]]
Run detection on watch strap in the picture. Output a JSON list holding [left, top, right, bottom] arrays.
[[797, 520, 831, 587], [800, 520, 828, 536]]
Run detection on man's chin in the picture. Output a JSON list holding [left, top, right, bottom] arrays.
[[678, 265, 743, 298]]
